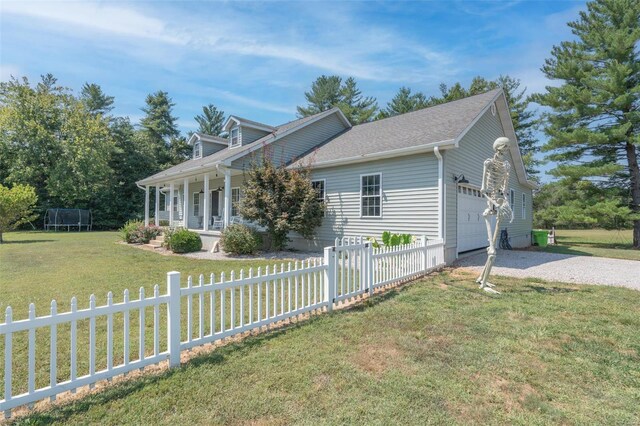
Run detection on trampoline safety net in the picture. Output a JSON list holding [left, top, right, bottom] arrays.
[[44, 208, 93, 231]]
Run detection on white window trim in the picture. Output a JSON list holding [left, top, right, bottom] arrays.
[[311, 179, 326, 202], [231, 186, 241, 217], [193, 192, 201, 217], [193, 141, 202, 159], [230, 127, 240, 148], [359, 172, 383, 219], [522, 193, 526, 219]]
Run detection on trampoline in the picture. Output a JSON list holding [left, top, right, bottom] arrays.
[[44, 208, 93, 231]]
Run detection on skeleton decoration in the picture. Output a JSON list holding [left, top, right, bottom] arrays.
[[477, 137, 514, 294]]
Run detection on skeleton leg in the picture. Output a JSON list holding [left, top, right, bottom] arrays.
[[477, 214, 502, 293]]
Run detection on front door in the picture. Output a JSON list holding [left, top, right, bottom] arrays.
[[210, 190, 220, 221]]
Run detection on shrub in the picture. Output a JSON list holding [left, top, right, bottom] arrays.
[[368, 231, 414, 249], [119, 220, 162, 244], [166, 228, 202, 253], [120, 220, 144, 243], [220, 224, 263, 255]]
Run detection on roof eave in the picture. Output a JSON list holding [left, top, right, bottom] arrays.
[[297, 139, 457, 170]]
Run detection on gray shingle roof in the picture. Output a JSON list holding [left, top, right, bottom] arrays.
[[138, 108, 342, 184], [294, 89, 501, 166]]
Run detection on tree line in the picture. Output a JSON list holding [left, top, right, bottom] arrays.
[[0, 0, 638, 246]]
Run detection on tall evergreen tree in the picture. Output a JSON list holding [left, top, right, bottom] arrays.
[[378, 86, 429, 119], [195, 104, 225, 135], [533, 0, 640, 248], [80, 83, 114, 116], [297, 75, 377, 124], [338, 77, 378, 124], [139, 91, 181, 167], [297, 75, 343, 117]]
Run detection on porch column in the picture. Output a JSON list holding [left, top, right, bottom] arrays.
[[154, 185, 160, 226], [203, 173, 210, 231], [169, 182, 175, 226], [223, 168, 231, 227], [183, 177, 189, 229], [144, 186, 150, 227]]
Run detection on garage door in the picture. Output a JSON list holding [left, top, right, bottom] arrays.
[[457, 185, 494, 253]]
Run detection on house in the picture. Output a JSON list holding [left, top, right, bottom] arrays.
[[136, 88, 536, 263]]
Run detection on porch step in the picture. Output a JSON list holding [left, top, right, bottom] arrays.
[[146, 240, 163, 248], [154, 235, 165, 242]]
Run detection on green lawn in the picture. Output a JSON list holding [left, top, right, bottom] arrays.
[[533, 228, 640, 261], [2, 232, 640, 424]]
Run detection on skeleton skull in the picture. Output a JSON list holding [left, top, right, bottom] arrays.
[[493, 137, 510, 153]]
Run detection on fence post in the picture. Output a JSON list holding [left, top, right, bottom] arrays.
[[420, 235, 427, 273], [167, 271, 181, 368], [324, 246, 335, 312], [366, 242, 374, 296]]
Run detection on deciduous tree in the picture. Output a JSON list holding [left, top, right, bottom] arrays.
[[0, 183, 38, 243], [239, 156, 323, 250]]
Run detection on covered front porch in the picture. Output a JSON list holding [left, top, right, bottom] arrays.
[[140, 166, 245, 233]]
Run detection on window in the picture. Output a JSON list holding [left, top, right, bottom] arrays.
[[193, 192, 201, 216], [522, 193, 526, 219], [311, 180, 325, 203], [159, 192, 166, 211], [193, 141, 202, 159], [509, 189, 515, 206], [231, 187, 241, 217], [173, 196, 178, 212], [230, 128, 239, 147], [361, 174, 382, 217]]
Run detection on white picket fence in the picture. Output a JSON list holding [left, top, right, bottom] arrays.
[[0, 237, 444, 417]]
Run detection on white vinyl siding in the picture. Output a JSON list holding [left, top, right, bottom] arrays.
[[510, 189, 515, 206], [360, 173, 382, 218], [299, 154, 439, 246], [522, 193, 526, 219], [232, 113, 347, 170], [240, 127, 270, 145], [443, 107, 533, 260]]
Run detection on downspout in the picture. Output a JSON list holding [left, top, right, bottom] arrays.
[[433, 147, 444, 242]]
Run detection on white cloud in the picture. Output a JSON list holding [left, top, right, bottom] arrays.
[[0, 1, 187, 44], [1, 1, 455, 84]]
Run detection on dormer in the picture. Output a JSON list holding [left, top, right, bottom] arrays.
[[223, 116, 275, 148], [188, 133, 228, 159]]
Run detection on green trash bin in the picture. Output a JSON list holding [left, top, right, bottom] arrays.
[[532, 230, 548, 247]]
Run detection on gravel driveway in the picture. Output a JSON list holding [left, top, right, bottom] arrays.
[[455, 250, 640, 290]]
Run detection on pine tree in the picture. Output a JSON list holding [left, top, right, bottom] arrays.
[[533, 0, 640, 248], [338, 77, 377, 124], [297, 75, 343, 117], [378, 86, 429, 119], [297, 75, 377, 124], [80, 83, 114, 117], [139, 91, 180, 167], [195, 104, 225, 136]]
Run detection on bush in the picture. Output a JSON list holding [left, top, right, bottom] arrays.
[[166, 228, 202, 253], [221, 224, 263, 255], [119, 220, 162, 244], [120, 220, 144, 243]]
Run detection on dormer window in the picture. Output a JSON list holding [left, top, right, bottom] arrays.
[[230, 127, 240, 147], [193, 141, 202, 159]]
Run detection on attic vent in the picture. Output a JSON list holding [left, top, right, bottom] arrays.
[[490, 103, 497, 116]]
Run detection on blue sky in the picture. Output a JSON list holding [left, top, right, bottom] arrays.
[[1, 0, 585, 179]]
